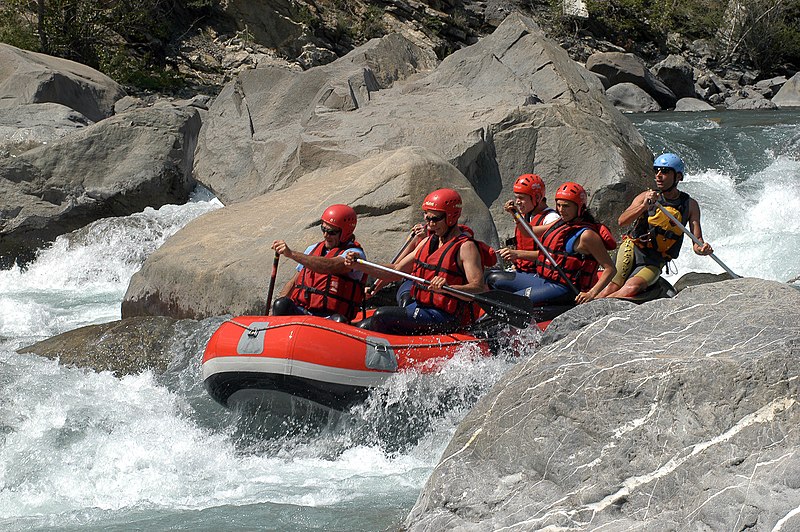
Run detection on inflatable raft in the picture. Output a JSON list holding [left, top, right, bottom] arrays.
[[202, 314, 497, 411], [202, 278, 675, 411]]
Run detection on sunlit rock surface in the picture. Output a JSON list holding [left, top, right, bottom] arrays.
[[406, 278, 800, 530]]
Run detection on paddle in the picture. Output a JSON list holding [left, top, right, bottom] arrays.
[[510, 210, 580, 295], [355, 258, 537, 329], [264, 251, 280, 314], [366, 230, 416, 293], [654, 201, 740, 279]]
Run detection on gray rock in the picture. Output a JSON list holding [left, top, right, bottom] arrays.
[[0, 103, 92, 157], [674, 97, 716, 111], [754, 76, 787, 99], [695, 71, 727, 100], [0, 43, 125, 122], [726, 96, 778, 110], [0, 102, 201, 267], [772, 73, 800, 108], [18, 315, 224, 376], [405, 278, 800, 530], [651, 54, 696, 99], [672, 271, 733, 292], [195, 15, 653, 241], [539, 298, 637, 346], [605, 82, 661, 113], [122, 146, 499, 319], [586, 51, 678, 109]]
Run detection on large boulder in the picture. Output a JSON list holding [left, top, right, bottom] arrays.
[[650, 54, 696, 99], [605, 82, 661, 113], [772, 72, 800, 108], [0, 103, 92, 157], [405, 278, 800, 530], [0, 43, 125, 122], [586, 51, 678, 109], [195, 14, 654, 239], [0, 102, 201, 267], [122, 146, 498, 319]]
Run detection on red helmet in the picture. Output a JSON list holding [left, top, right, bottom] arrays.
[[513, 174, 545, 205], [321, 204, 357, 241], [554, 182, 587, 213], [422, 188, 462, 226]]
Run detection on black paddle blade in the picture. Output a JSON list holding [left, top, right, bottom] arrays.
[[473, 290, 539, 329]]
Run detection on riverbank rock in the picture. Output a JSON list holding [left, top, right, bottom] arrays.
[[674, 97, 715, 112], [772, 73, 800, 108], [605, 82, 661, 113], [0, 43, 125, 122], [18, 316, 224, 376], [586, 51, 678, 109], [122, 146, 496, 319], [0, 102, 201, 267], [195, 13, 653, 239], [405, 278, 800, 530]]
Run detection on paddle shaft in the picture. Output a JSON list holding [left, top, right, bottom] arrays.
[[265, 251, 280, 314], [367, 230, 416, 292], [654, 202, 740, 279], [511, 210, 580, 295], [357, 258, 480, 301]]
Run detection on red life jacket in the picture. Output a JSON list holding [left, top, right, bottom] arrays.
[[289, 240, 366, 321], [534, 220, 601, 291], [410, 232, 481, 325], [456, 225, 497, 268], [514, 209, 556, 272]]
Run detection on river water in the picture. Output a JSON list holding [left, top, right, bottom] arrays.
[[1, 110, 798, 530]]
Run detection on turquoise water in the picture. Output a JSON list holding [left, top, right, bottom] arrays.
[[1, 110, 798, 530]]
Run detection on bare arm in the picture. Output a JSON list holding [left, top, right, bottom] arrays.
[[273, 240, 355, 275], [618, 190, 659, 227], [574, 230, 617, 303], [685, 198, 713, 255], [429, 240, 487, 298]]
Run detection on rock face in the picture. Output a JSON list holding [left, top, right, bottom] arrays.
[[405, 279, 800, 530], [122, 146, 497, 319], [0, 43, 125, 122], [0, 102, 201, 267], [605, 82, 661, 113], [0, 103, 92, 157], [195, 14, 654, 238]]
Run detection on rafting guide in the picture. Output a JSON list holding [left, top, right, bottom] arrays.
[[599, 153, 714, 299]]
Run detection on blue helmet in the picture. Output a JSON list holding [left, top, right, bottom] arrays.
[[654, 153, 685, 175]]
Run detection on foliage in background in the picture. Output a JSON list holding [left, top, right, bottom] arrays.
[[0, 0, 218, 89]]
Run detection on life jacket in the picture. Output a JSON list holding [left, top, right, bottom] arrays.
[[534, 219, 602, 291], [411, 231, 482, 325], [289, 239, 366, 321], [630, 191, 690, 260], [514, 209, 557, 272], [457, 224, 497, 268]]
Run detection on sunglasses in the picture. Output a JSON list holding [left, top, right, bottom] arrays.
[[424, 213, 446, 223], [321, 226, 341, 235], [654, 167, 673, 174]]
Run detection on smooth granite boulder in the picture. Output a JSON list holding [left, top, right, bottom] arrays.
[[406, 278, 800, 530]]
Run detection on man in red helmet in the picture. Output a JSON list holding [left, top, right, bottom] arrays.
[[345, 188, 488, 334], [271, 204, 367, 322], [487, 173, 560, 294], [507, 182, 617, 305]]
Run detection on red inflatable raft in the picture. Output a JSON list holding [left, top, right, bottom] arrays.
[[202, 314, 507, 411]]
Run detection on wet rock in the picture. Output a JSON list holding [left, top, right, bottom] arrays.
[[405, 279, 800, 530], [674, 97, 715, 112]]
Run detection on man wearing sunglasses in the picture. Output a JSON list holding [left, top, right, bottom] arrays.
[[271, 204, 367, 322], [345, 188, 488, 334], [599, 152, 713, 298]]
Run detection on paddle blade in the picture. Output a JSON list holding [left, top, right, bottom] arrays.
[[473, 290, 539, 329]]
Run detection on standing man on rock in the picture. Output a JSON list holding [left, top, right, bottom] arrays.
[[599, 153, 713, 298], [271, 204, 367, 323]]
